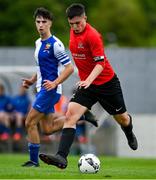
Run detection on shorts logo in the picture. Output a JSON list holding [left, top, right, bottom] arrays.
[[71, 93, 76, 99], [36, 105, 41, 108], [116, 107, 122, 112]]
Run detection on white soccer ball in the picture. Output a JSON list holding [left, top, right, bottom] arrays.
[[78, 153, 100, 173]]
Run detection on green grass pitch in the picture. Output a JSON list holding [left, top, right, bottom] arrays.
[[0, 154, 156, 179]]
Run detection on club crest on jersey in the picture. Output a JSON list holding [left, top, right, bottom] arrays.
[[45, 43, 51, 49], [78, 42, 84, 49], [43, 43, 51, 53]]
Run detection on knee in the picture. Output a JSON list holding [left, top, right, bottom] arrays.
[[41, 126, 52, 135], [65, 113, 80, 127], [114, 113, 130, 126], [122, 114, 131, 126], [25, 117, 37, 130]]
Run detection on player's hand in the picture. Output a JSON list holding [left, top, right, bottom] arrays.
[[22, 78, 34, 89], [43, 80, 57, 91], [76, 80, 91, 89]]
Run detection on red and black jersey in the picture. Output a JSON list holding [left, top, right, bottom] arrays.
[[69, 23, 114, 85]]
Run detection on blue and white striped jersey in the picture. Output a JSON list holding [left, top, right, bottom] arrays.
[[34, 35, 71, 94]]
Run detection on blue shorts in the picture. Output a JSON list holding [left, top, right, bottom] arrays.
[[33, 89, 61, 114]]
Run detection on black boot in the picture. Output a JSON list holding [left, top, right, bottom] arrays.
[[121, 115, 138, 150], [39, 153, 67, 169], [39, 128, 75, 169]]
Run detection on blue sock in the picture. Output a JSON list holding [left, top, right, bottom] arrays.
[[28, 142, 40, 164]]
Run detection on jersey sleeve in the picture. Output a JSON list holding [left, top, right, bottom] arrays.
[[88, 30, 105, 64], [54, 41, 71, 66]]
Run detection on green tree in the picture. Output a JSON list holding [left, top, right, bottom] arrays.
[[139, 0, 156, 46], [89, 0, 150, 46], [0, 0, 68, 46], [0, 0, 156, 47]]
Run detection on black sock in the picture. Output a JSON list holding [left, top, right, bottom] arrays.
[[78, 110, 93, 121], [121, 114, 133, 133], [84, 110, 94, 120], [57, 128, 76, 159]]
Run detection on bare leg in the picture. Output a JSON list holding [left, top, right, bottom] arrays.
[[113, 111, 130, 126], [22, 108, 45, 166], [40, 112, 66, 135], [39, 102, 87, 168], [25, 108, 45, 144]]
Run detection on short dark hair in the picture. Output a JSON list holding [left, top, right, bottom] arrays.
[[66, 3, 85, 19], [33, 7, 53, 21]]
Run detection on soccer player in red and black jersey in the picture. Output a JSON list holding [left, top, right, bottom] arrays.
[[39, 3, 138, 168]]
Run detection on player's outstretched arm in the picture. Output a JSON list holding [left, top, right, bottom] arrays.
[[22, 73, 37, 89]]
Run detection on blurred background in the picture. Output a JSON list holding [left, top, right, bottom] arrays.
[[0, 0, 156, 158]]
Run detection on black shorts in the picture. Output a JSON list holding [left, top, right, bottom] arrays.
[[70, 74, 127, 115]]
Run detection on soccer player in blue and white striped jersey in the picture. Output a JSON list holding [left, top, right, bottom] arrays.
[[22, 7, 74, 167]]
